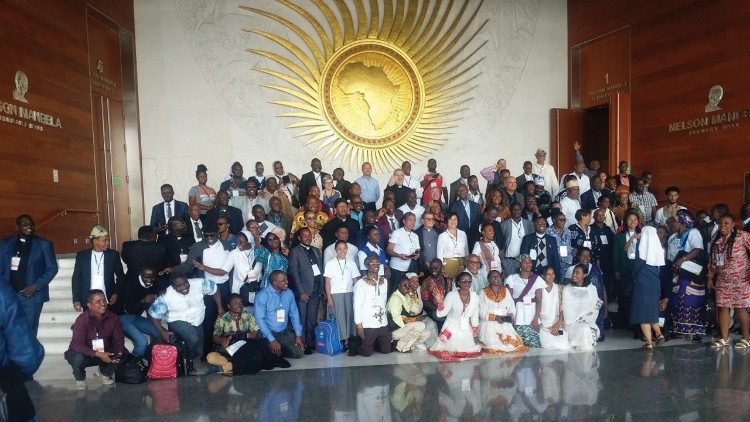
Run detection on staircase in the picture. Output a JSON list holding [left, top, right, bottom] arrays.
[[38, 257, 133, 354]]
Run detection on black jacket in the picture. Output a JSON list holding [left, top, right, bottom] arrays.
[[71, 249, 124, 305]]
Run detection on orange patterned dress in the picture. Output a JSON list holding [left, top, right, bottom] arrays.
[[709, 231, 750, 308]]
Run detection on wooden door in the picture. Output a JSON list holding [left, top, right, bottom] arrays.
[[608, 91, 631, 175], [549, 109, 584, 179]]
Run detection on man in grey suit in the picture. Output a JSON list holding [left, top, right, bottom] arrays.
[[499, 203, 533, 276], [515, 161, 539, 189], [287, 227, 323, 354], [448, 165, 471, 204]]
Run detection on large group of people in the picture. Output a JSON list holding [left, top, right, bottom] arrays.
[[3, 144, 750, 393]]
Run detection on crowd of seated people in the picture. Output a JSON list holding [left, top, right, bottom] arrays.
[[4, 146, 750, 391]]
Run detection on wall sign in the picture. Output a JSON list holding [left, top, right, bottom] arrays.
[[0, 70, 62, 132], [667, 85, 749, 135]]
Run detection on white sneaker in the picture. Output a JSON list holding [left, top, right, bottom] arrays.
[[75, 380, 86, 391], [93, 370, 114, 385], [414, 343, 427, 352]]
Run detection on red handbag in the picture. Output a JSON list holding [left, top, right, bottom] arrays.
[[147, 344, 178, 380]]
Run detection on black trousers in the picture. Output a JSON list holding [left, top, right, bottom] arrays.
[[0, 364, 35, 422], [297, 293, 321, 348], [64, 351, 117, 381]]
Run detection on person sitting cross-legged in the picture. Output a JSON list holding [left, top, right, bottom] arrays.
[[65, 290, 125, 390], [387, 277, 431, 352]]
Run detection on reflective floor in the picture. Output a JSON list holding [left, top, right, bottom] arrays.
[[25, 341, 750, 421]]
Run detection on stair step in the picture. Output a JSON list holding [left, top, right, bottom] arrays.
[[38, 322, 74, 338], [39, 312, 79, 324], [43, 301, 76, 312], [49, 289, 71, 300]]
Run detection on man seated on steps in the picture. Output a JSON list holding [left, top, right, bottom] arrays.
[[116, 266, 161, 360], [65, 289, 124, 390], [148, 275, 223, 375]]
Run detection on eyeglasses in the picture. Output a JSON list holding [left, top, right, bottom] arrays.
[[467, 260, 480, 264]]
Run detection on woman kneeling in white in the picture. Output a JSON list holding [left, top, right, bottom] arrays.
[[538, 266, 570, 350], [479, 270, 528, 353], [563, 264, 602, 350], [429, 272, 482, 360]]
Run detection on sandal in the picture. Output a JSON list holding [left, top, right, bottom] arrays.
[[642, 343, 653, 350], [711, 338, 730, 348], [655, 335, 666, 345], [735, 339, 750, 349]]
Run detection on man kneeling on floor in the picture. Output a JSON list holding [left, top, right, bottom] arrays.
[[65, 289, 124, 390], [387, 277, 431, 352], [148, 275, 223, 374], [254, 270, 306, 359]]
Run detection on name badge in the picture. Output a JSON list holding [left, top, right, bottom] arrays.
[[583, 240, 592, 249], [559, 246, 568, 258], [628, 251, 636, 260], [311, 264, 321, 276], [430, 181, 437, 188], [276, 309, 285, 323], [658, 317, 665, 328], [529, 250, 538, 260], [10, 256, 20, 271], [179, 254, 188, 263], [92, 338, 105, 352], [247, 291, 256, 304], [490, 261, 501, 271], [231, 190, 239, 197], [462, 378, 471, 392], [453, 249, 462, 258], [716, 253, 725, 267], [523, 297, 532, 306], [247, 272, 257, 282], [600, 235, 609, 245]]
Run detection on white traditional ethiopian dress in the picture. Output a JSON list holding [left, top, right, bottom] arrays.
[[478, 287, 528, 353], [429, 290, 482, 360]]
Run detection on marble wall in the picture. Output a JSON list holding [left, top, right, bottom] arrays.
[[134, 0, 567, 214]]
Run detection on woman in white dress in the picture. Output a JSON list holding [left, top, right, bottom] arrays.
[[538, 266, 570, 350], [478, 270, 528, 353], [429, 272, 482, 360], [473, 223, 503, 272], [436, 212, 469, 278], [562, 265, 602, 350]]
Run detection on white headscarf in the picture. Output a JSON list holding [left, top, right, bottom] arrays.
[[638, 226, 665, 267]]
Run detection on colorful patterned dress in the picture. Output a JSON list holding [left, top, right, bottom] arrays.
[[708, 230, 750, 308]]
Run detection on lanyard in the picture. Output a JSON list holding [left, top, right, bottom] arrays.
[[93, 252, 104, 275]]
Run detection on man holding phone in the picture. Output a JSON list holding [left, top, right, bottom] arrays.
[[65, 289, 125, 390]]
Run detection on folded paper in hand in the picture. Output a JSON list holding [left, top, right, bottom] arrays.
[[680, 260, 703, 275]]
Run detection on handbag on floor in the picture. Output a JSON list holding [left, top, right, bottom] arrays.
[[315, 313, 343, 356], [115, 354, 148, 384]]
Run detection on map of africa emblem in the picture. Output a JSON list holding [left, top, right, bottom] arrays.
[[242, 0, 487, 171]]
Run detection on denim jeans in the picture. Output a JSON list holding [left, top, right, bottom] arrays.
[[119, 314, 161, 358], [167, 321, 204, 360]]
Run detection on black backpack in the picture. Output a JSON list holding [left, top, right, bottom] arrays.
[[115, 355, 148, 384]]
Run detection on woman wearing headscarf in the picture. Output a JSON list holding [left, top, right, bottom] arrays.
[[613, 209, 640, 327], [708, 214, 750, 348], [428, 272, 482, 360], [669, 209, 707, 343], [505, 255, 545, 348], [630, 226, 666, 349], [562, 264, 602, 351], [478, 270, 528, 353]]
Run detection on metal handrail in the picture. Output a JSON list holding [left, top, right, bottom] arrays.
[[35, 209, 100, 230]]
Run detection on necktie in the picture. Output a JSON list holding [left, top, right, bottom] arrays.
[[536, 236, 546, 272], [389, 217, 396, 230], [194, 221, 202, 239], [167, 202, 173, 218]]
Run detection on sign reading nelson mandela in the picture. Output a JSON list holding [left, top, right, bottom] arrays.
[[668, 85, 749, 136], [0, 71, 62, 132]]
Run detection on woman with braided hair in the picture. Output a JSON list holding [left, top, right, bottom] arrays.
[[708, 214, 750, 348]]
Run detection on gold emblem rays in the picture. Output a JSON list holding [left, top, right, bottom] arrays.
[[242, 0, 487, 172]]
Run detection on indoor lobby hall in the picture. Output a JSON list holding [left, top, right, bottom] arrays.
[[25, 330, 749, 421]]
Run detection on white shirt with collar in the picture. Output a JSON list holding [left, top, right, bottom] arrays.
[[507, 219, 526, 258], [313, 171, 322, 189], [558, 172, 590, 195], [402, 174, 423, 200], [163, 200, 176, 222], [323, 242, 359, 269], [188, 218, 203, 243], [90, 250, 106, 295]]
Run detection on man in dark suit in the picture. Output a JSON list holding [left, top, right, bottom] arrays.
[[298, 158, 329, 206], [515, 161, 539, 188], [203, 189, 243, 234], [321, 198, 361, 249], [185, 203, 204, 243], [376, 198, 401, 241], [520, 216, 561, 277], [500, 203, 534, 276], [616, 160, 638, 192], [158, 217, 195, 270], [71, 226, 124, 313], [121, 225, 168, 279], [287, 227, 323, 354], [333, 168, 352, 201], [448, 184, 481, 245], [0, 214, 58, 337], [448, 165, 471, 204], [580, 176, 614, 211], [149, 184, 188, 234]]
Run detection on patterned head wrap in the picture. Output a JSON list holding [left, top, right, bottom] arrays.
[[676, 209, 695, 228]]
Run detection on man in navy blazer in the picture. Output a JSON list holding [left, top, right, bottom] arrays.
[[520, 216, 561, 279], [71, 226, 124, 312], [0, 214, 58, 336], [150, 184, 188, 233], [448, 185, 480, 245]]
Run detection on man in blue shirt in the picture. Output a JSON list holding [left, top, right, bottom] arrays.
[[1, 280, 44, 420], [354, 162, 380, 211], [254, 270, 305, 359]]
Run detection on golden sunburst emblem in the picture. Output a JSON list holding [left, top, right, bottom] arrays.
[[242, 0, 487, 172]]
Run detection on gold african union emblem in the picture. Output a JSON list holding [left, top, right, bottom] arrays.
[[242, 0, 487, 171]]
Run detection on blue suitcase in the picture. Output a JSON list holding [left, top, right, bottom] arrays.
[[315, 318, 343, 356]]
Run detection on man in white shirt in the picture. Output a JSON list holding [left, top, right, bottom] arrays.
[[532, 148, 559, 195], [186, 204, 204, 243], [148, 276, 221, 373], [387, 213, 421, 296], [398, 191, 425, 229], [354, 162, 380, 211], [557, 161, 591, 196], [401, 161, 423, 201], [654, 186, 686, 227], [251, 205, 278, 238], [354, 256, 392, 357], [233, 180, 269, 224], [251, 161, 266, 190], [273, 160, 300, 210], [560, 178, 582, 229]]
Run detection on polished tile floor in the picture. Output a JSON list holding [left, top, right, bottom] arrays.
[[25, 331, 750, 421]]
